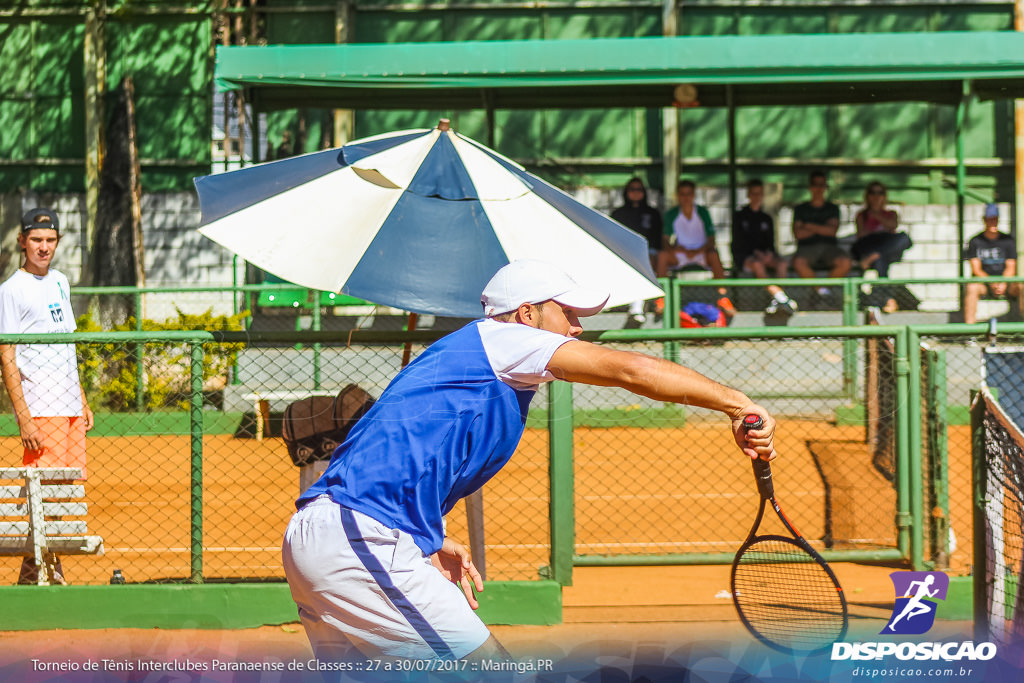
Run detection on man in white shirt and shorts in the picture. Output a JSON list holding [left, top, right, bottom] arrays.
[[0, 208, 94, 585], [282, 259, 778, 666], [655, 180, 735, 318]]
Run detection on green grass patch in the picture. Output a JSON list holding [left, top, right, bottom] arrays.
[[835, 404, 865, 425], [1000, 574, 1019, 622], [942, 576, 973, 621], [0, 581, 560, 629], [945, 405, 970, 426], [836, 404, 972, 426], [0, 412, 245, 437], [526, 404, 686, 429]]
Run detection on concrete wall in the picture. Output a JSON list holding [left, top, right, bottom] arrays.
[[137, 193, 239, 321], [1, 192, 238, 322], [1, 190, 1008, 319]]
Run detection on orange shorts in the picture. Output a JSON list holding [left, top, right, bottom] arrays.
[[23, 416, 87, 480]]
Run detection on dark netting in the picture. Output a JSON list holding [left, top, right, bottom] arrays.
[[916, 332, 991, 575], [980, 395, 1024, 646], [920, 344, 950, 569]]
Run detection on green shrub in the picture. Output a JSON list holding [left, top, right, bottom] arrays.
[[77, 308, 249, 412]]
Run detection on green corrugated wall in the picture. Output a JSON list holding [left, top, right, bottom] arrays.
[[261, 0, 1015, 202], [0, 1, 1016, 200], [0, 0, 211, 193]]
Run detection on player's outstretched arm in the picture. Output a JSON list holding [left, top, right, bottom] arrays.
[[547, 340, 777, 461]]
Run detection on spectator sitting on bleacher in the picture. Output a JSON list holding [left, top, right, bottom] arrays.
[[657, 180, 734, 320], [852, 181, 913, 313], [791, 170, 852, 297], [963, 203, 1022, 325], [731, 178, 797, 317], [611, 177, 662, 323]]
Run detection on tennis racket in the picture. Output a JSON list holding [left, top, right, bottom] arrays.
[[731, 414, 848, 654]]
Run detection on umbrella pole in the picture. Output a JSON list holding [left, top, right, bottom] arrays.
[[466, 490, 487, 581], [400, 312, 418, 368]]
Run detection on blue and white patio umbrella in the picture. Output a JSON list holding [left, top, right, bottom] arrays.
[[195, 122, 662, 318]]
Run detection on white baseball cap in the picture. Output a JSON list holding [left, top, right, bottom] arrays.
[[480, 260, 610, 318]]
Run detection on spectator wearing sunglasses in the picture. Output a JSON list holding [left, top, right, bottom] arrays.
[[852, 181, 913, 313]]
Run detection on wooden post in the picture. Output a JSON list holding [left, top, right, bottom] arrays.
[[465, 490, 487, 581], [661, 0, 679, 199], [400, 313, 418, 368], [123, 78, 146, 317], [83, 2, 106, 280], [216, 0, 231, 171], [333, 0, 355, 147], [727, 85, 737, 222]]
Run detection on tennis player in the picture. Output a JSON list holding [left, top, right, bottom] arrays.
[[282, 259, 778, 663]]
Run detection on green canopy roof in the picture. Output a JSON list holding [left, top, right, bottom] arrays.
[[215, 31, 1024, 111]]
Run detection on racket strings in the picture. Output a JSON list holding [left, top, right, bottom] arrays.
[[733, 538, 846, 652]]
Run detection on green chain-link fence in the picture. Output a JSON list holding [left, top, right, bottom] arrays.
[[2, 323, 1005, 585], [0, 332, 212, 585], [569, 327, 906, 571]]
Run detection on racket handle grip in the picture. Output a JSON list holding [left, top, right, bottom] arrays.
[[751, 457, 775, 499], [743, 415, 775, 498]]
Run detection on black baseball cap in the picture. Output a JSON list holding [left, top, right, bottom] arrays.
[[21, 208, 60, 234]]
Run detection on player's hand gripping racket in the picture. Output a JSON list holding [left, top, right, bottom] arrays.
[[731, 414, 848, 654]]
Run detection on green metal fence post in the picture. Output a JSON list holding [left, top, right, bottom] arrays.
[[905, 328, 925, 569], [232, 255, 240, 318], [312, 292, 322, 391], [894, 327, 913, 564], [955, 84, 971, 314], [548, 381, 574, 587], [189, 341, 205, 584], [295, 290, 306, 342], [660, 277, 679, 363], [842, 278, 859, 400], [231, 256, 241, 385], [135, 290, 144, 410], [926, 347, 950, 568]]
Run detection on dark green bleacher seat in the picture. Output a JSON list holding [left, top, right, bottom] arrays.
[[257, 275, 367, 309]]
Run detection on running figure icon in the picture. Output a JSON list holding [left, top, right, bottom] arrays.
[[886, 574, 939, 632]]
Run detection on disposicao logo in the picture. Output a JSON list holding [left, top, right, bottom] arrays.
[[883, 571, 948, 635], [831, 571, 997, 663]]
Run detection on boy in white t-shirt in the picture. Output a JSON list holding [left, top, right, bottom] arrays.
[[655, 180, 735, 319], [0, 208, 94, 585]]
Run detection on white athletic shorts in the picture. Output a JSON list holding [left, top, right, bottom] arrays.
[[674, 251, 708, 269], [282, 495, 490, 661]]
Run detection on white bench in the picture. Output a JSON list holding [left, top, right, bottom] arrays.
[[0, 467, 104, 585], [242, 390, 320, 441]]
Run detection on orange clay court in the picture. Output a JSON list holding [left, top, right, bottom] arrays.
[[0, 421, 974, 631]]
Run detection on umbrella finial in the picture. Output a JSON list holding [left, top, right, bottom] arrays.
[[438, 118, 451, 132]]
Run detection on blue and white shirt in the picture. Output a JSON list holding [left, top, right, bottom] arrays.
[[296, 319, 574, 555]]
